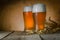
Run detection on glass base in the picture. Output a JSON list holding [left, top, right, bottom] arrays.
[[24, 30, 34, 35], [36, 30, 45, 34]]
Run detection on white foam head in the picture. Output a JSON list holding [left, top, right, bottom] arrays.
[[32, 3, 46, 13], [23, 6, 32, 12]]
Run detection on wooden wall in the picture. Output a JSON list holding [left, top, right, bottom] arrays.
[[0, 0, 60, 31]]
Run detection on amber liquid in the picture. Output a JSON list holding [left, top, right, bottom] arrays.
[[23, 12, 35, 33], [33, 12, 46, 31]]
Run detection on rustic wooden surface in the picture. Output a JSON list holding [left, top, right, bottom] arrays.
[[0, 31, 60, 40], [1, 32, 41, 40], [0, 31, 11, 39]]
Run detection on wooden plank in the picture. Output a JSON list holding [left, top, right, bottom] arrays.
[[2, 32, 41, 40], [0, 31, 11, 39]]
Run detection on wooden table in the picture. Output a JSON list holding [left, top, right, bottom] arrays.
[[1, 32, 60, 40], [1, 32, 41, 40]]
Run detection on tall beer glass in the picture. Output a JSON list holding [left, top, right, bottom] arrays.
[[32, 3, 46, 33], [23, 6, 35, 34]]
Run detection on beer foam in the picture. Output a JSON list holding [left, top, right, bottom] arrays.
[[32, 3, 46, 13], [24, 6, 32, 12]]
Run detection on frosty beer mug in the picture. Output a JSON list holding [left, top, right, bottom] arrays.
[[23, 6, 35, 34], [32, 3, 46, 34]]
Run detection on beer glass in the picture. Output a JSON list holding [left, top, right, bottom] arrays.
[[23, 6, 35, 34], [32, 3, 46, 33]]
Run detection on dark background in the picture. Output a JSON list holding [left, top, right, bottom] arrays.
[[0, 0, 60, 31]]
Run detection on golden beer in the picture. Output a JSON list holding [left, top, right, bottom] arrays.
[[32, 3, 46, 33], [23, 6, 35, 34], [33, 12, 46, 30]]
